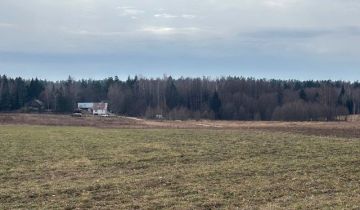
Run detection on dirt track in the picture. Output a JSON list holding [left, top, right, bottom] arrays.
[[0, 113, 360, 138]]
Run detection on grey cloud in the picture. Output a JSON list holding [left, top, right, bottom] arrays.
[[116, 6, 145, 19], [0, 22, 15, 28], [1, 0, 360, 79], [243, 28, 333, 39], [342, 26, 360, 36]]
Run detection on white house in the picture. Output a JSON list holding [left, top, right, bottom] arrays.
[[78, 102, 108, 115], [93, 103, 108, 115]]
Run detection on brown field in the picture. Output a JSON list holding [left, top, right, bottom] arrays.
[[1, 113, 360, 138], [1, 114, 360, 209]]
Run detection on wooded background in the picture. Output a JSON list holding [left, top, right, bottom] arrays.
[[0, 75, 359, 121]]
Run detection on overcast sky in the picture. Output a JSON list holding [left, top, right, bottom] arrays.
[[1, 0, 360, 81]]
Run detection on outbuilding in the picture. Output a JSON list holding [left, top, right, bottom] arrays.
[[77, 102, 108, 115]]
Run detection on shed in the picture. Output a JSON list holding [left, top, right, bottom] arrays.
[[26, 99, 45, 112], [77, 102, 108, 115]]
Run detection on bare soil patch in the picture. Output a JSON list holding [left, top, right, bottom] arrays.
[[0, 113, 140, 128], [142, 119, 360, 138], [1, 113, 360, 138]]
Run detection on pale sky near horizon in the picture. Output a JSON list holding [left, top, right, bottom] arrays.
[[1, 0, 360, 81]]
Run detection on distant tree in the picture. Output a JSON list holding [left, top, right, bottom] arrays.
[[277, 90, 284, 105], [165, 77, 180, 110], [13, 77, 27, 109], [0, 76, 11, 110], [299, 89, 307, 101], [108, 83, 124, 114], [0, 74, 358, 121], [210, 91, 221, 119], [27, 78, 44, 100], [55, 87, 73, 113], [346, 99, 354, 115], [337, 85, 346, 106]]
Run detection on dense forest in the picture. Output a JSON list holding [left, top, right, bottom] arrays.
[[0, 74, 359, 121]]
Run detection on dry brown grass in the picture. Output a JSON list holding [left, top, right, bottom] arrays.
[[1, 125, 360, 209], [1, 113, 360, 138], [0, 113, 140, 128]]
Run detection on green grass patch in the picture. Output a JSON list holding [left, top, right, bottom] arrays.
[[1, 125, 360, 209]]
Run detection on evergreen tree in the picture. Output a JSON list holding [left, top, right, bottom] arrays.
[[299, 89, 307, 101], [13, 78, 27, 109], [27, 78, 44, 100], [165, 78, 180, 110], [210, 91, 221, 119], [337, 85, 346, 106], [0, 76, 11, 110]]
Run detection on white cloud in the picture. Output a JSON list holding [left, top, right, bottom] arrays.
[[142, 26, 201, 35], [154, 13, 196, 19], [181, 14, 196, 19], [142, 27, 175, 34], [263, 0, 298, 8], [154, 13, 177, 18], [68, 29, 126, 36], [117, 6, 144, 17]]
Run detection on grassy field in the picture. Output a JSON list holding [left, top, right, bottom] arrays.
[[1, 125, 360, 209]]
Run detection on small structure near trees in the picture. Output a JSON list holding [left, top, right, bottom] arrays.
[[155, 114, 164, 120], [25, 99, 45, 112], [77, 102, 108, 115]]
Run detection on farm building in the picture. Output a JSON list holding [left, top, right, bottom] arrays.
[[25, 99, 45, 112], [78, 102, 108, 115]]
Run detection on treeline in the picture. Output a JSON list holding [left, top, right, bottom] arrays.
[[0, 74, 359, 121]]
